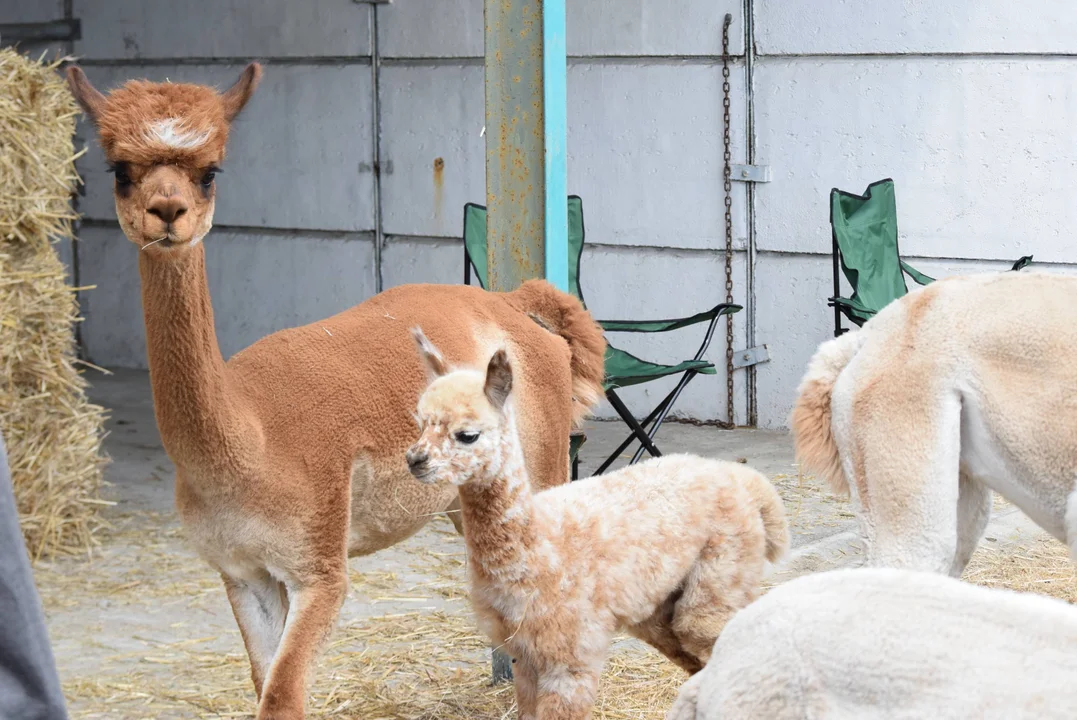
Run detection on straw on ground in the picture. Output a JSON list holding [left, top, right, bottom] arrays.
[[38, 498, 1077, 720]]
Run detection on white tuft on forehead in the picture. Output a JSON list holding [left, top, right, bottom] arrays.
[[144, 118, 212, 149]]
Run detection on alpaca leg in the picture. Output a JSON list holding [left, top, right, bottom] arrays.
[[513, 655, 539, 720], [626, 595, 704, 674], [848, 384, 962, 574], [534, 664, 601, 720], [949, 468, 992, 577], [672, 530, 767, 666], [223, 570, 289, 699], [444, 495, 465, 536], [1066, 489, 1077, 562], [630, 621, 703, 675], [257, 570, 348, 719]]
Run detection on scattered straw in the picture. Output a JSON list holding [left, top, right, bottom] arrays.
[[0, 47, 107, 558], [35, 468, 1076, 718], [44, 514, 690, 719], [964, 534, 1077, 604]]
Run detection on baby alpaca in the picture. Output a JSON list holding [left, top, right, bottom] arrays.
[[666, 567, 1077, 720], [406, 329, 789, 720]]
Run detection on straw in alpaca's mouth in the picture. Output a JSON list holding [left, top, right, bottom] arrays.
[[142, 233, 200, 251], [141, 236, 171, 251]]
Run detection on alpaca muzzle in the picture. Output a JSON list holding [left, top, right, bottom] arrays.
[[405, 448, 434, 483]]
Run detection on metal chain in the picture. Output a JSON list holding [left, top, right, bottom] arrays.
[[721, 13, 735, 427]]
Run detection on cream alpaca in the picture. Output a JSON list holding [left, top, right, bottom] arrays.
[[792, 271, 1077, 576], [408, 329, 789, 720], [666, 568, 1077, 720]]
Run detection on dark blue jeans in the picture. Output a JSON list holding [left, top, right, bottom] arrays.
[[0, 434, 68, 720]]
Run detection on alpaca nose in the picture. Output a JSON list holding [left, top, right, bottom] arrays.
[[146, 194, 188, 224], [406, 449, 429, 475]]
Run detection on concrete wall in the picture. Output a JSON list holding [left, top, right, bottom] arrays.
[[6, 0, 1077, 428], [752, 0, 1077, 427]]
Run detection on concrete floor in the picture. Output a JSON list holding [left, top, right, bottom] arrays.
[[34, 368, 1050, 718]]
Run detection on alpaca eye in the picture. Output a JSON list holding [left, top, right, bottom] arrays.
[[455, 431, 480, 445], [109, 164, 132, 188], [200, 170, 216, 188]]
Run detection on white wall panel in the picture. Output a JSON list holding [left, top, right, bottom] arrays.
[[757, 0, 1077, 56], [569, 62, 748, 250], [755, 58, 1077, 264], [73, 0, 371, 59], [379, 0, 744, 58]]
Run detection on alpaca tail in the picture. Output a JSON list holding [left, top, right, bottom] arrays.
[[790, 330, 866, 497], [505, 279, 606, 428], [743, 468, 790, 564], [664, 670, 704, 720]]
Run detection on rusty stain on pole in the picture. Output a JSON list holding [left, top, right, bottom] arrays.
[[485, 0, 545, 291]]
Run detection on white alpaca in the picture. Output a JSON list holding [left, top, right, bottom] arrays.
[[792, 271, 1077, 576], [666, 567, 1077, 720], [406, 329, 789, 720]]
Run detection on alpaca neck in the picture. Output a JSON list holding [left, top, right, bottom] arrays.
[[457, 412, 538, 585], [138, 244, 258, 471]]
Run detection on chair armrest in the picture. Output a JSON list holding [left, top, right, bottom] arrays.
[[1011, 255, 1033, 271], [599, 304, 742, 334], [828, 296, 874, 328], [900, 260, 934, 287], [828, 295, 872, 313]]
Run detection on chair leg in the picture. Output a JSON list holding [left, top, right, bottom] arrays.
[[597, 371, 710, 474], [596, 391, 671, 475], [600, 390, 663, 473], [492, 648, 513, 684], [629, 370, 699, 464]]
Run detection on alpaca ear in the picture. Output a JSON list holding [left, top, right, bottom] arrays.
[[220, 62, 262, 122], [65, 66, 107, 125], [411, 327, 448, 380], [484, 349, 513, 410]]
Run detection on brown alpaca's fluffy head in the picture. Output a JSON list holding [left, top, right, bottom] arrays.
[[406, 328, 515, 487], [65, 63, 262, 253]]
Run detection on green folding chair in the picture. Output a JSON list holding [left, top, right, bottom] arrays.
[[463, 196, 741, 476], [830, 178, 1032, 336]]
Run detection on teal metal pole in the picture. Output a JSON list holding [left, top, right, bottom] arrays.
[[543, 0, 568, 292]]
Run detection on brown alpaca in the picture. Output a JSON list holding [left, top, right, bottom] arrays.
[[65, 64, 607, 719], [407, 329, 789, 720]]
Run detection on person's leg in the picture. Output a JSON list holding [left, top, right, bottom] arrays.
[[0, 433, 69, 720]]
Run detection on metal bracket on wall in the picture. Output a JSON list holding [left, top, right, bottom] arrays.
[[730, 164, 770, 183], [731, 344, 770, 370]]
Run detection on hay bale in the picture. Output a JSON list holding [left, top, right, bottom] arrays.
[[0, 47, 107, 559]]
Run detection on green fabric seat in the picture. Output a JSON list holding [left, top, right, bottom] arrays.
[[604, 347, 714, 390], [830, 178, 1032, 335], [463, 196, 739, 476]]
